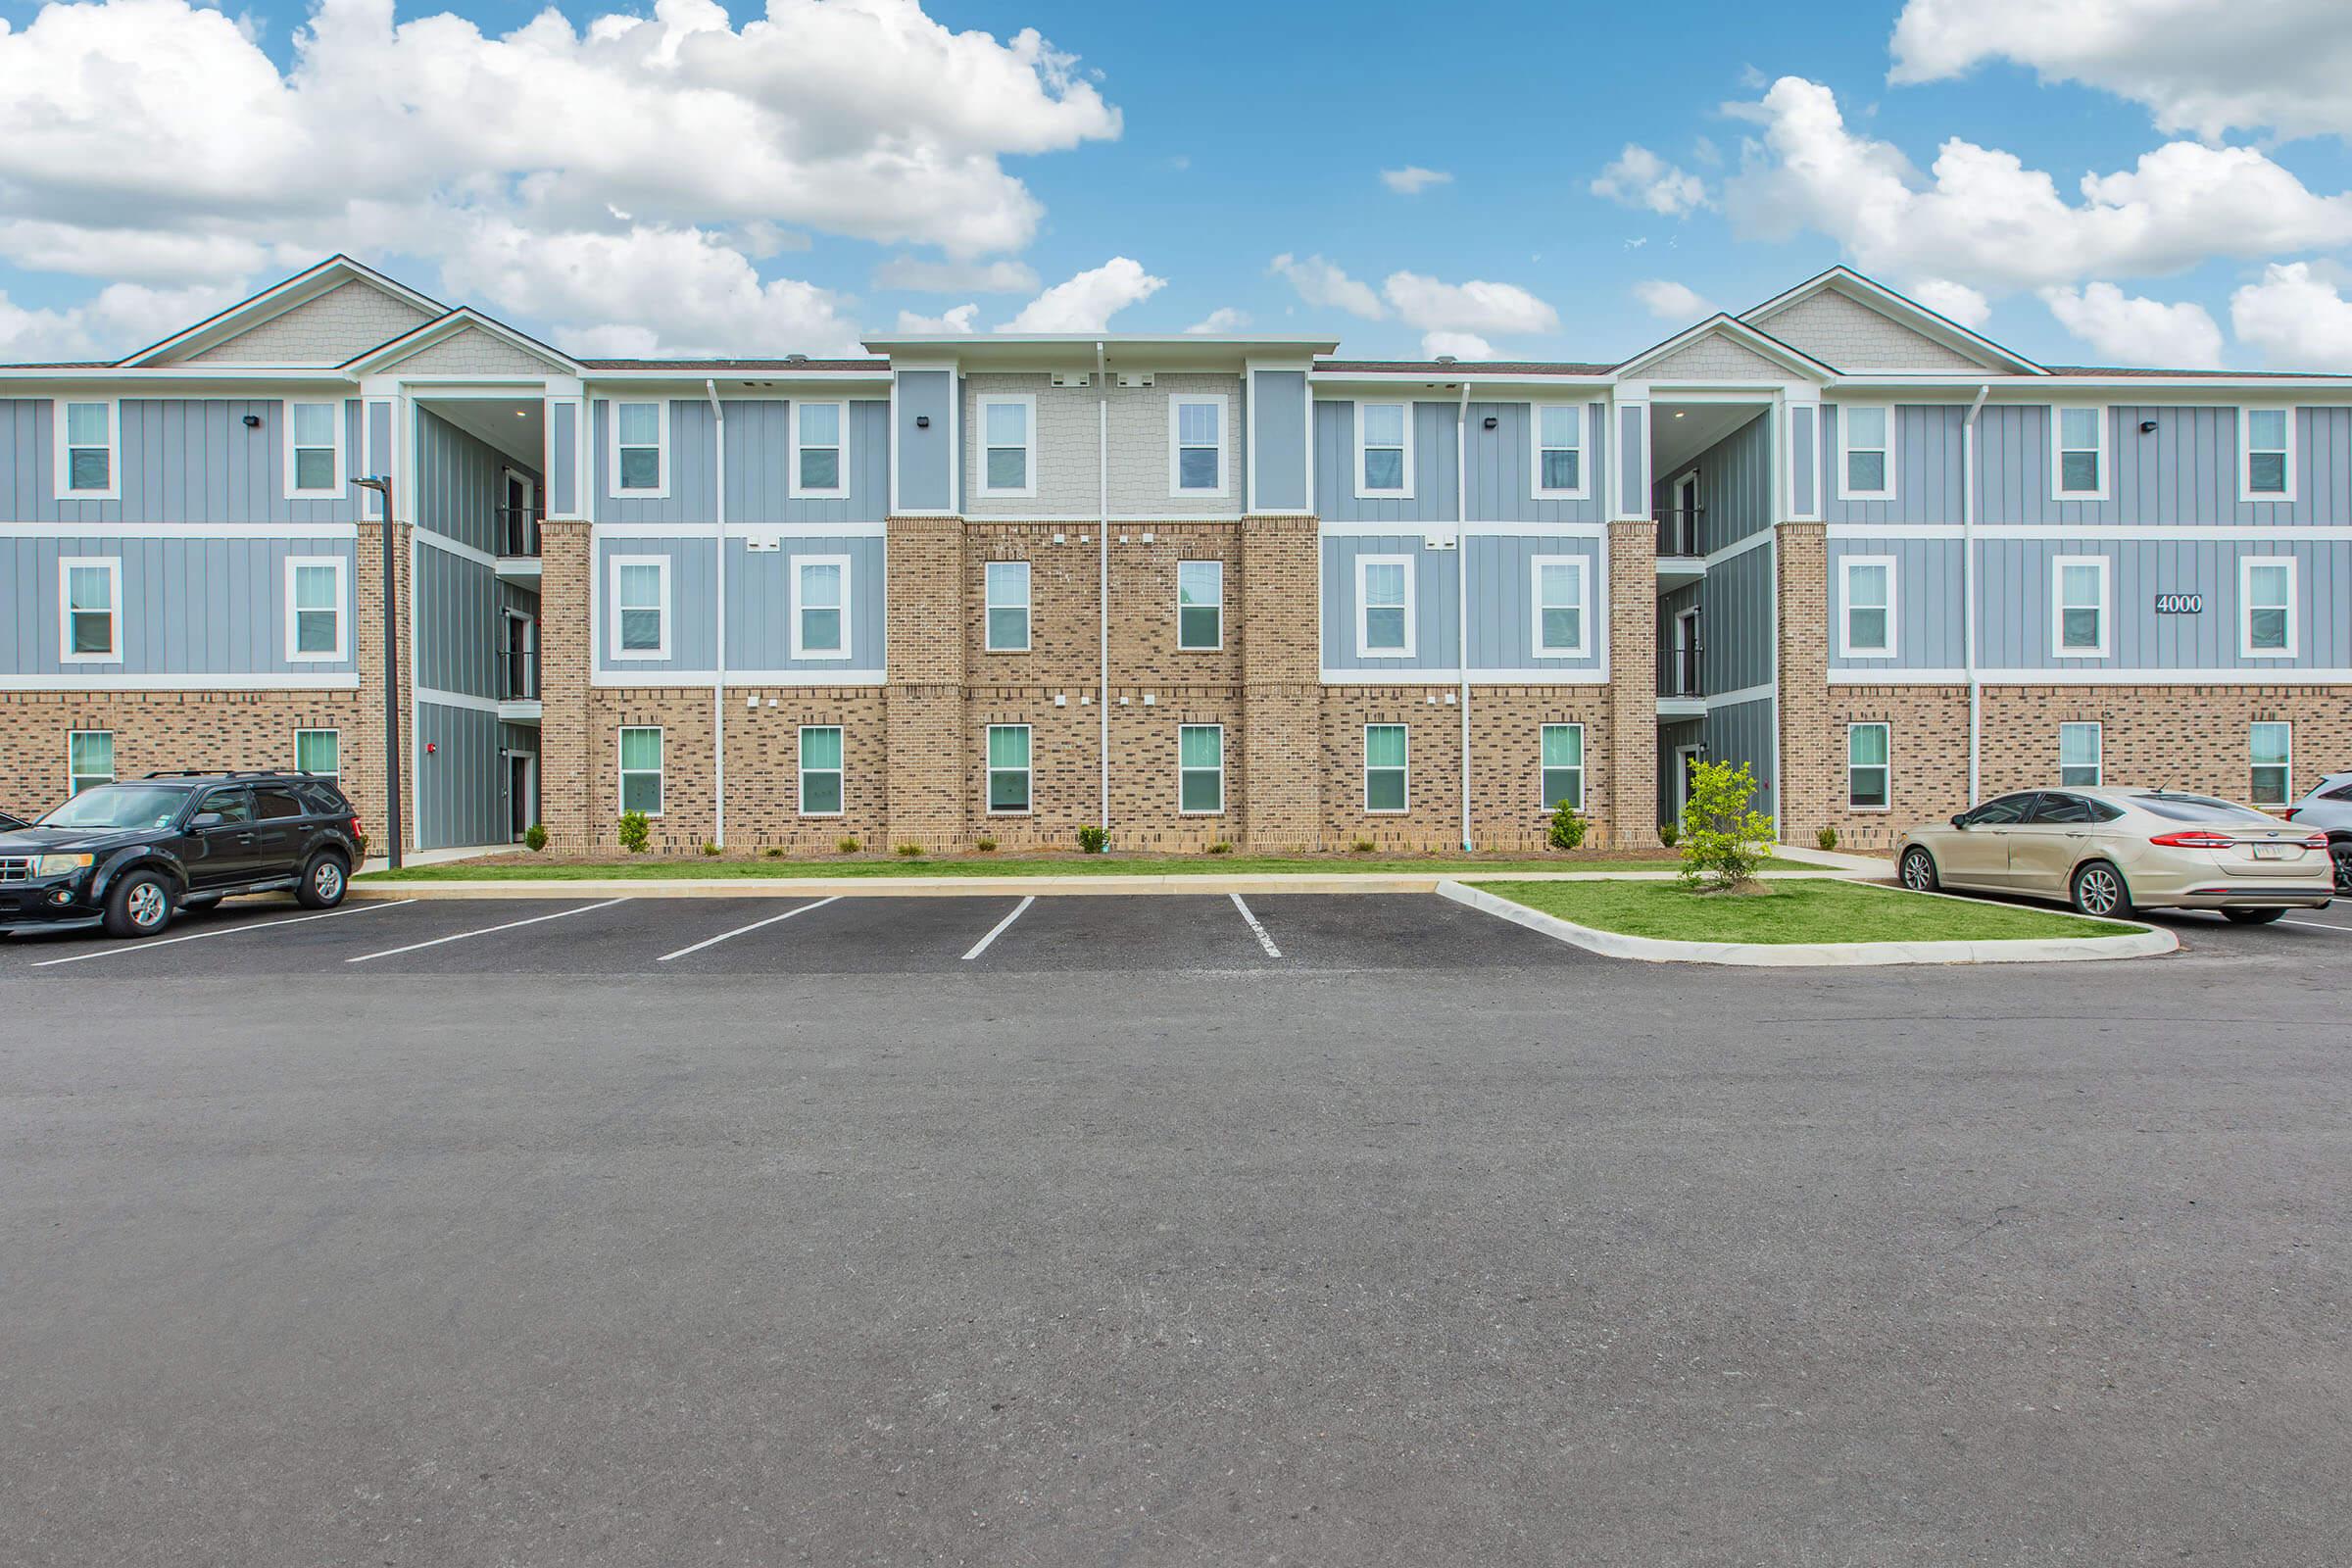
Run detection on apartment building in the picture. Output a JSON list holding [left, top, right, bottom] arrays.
[[3, 256, 2346, 856]]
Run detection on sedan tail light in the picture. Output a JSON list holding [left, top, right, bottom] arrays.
[[2279, 807, 2300, 819], [2150, 830, 2236, 849], [2302, 832, 2328, 849]]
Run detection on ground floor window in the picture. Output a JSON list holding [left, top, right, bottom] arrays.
[[1364, 723, 1408, 812], [987, 724, 1031, 814], [2058, 722, 2101, 787], [68, 730, 114, 795], [1541, 723, 1584, 809], [1178, 724, 1223, 813], [295, 728, 340, 780], [619, 726, 663, 815], [799, 725, 843, 816], [1846, 722, 1889, 809], [2250, 721, 2291, 807]]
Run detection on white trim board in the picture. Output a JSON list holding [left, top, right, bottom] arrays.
[[1319, 668, 1611, 685], [592, 669, 887, 688], [0, 522, 360, 540], [0, 672, 362, 691], [1824, 522, 2352, 541], [1826, 666, 2352, 685]]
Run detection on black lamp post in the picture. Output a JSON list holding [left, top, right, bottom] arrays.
[[352, 474, 402, 870]]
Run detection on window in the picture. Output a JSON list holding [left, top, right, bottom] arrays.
[[2242, 408, 2293, 499], [286, 400, 344, 497], [1356, 402, 1411, 497], [1532, 404, 1585, 498], [1179, 724, 1224, 814], [253, 786, 305, 821], [1838, 405, 1892, 500], [984, 561, 1031, 652], [2026, 793, 2110, 826], [1960, 793, 2036, 827], [1531, 556, 1588, 658], [987, 724, 1031, 814], [791, 555, 851, 661], [619, 726, 663, 815], [1355, 555, 1414, 658], [2251, 722, 2292, 807], [2059, 721, 2102, 787], [285, 556, 347, 662], [977, 395, 1035, 498], [2052, 555, 2109, 659], [1838, 556, 1896, 659], [1541, 723, 1584, 810], [799, 725, 844, 816], [1364, 724, 1408, 812], [611, 400, 667, 497], [790, 401, 846, 498], [2241, 556, 2295, 658], [611, 555, 669, 660], [1169, 395, 1226, 495], [1177, 560, 1223, 651], [1846, 722, 1890, 810], [59, 556, 121, 662], [295, 728, 340, 780], [2053, 406, 2106, 499], [57, 399, 116, 498], [68, 730, 114, 796]]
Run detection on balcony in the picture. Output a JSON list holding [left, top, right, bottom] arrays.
[[1657, 645, 1705, 718], [1655, 508, 1704, 588], [494, 505, 543, 584], [497, 647, 541, 723]]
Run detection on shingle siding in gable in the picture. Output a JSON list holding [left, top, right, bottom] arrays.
[[1641, 333, 1793, 381], [1748, 289, 1984, 371], [388, 327, 564, 377], [180, 281, 434, 367]]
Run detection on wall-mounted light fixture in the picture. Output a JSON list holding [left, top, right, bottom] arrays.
[[1481, 416, 1497, 430], [915, 415, 930, 428], [2139, 419, 2159, 434], [240, 414, 262, 428]]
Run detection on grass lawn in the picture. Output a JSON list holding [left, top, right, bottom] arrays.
[[359, 852, 1768, 882], [1480, 877, 2137, 944]]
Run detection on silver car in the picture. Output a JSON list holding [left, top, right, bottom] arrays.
[[1897, 788, 2333, 922], [2280, 771, 2352, 894]]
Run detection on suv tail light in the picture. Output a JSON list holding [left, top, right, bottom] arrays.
[[350, 815, 365, 842], [2150, 830, 2235, 849]]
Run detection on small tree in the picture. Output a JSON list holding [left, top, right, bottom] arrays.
[[522, 822, 548, 853], [1546, 798, 1588, 850], [617, 809, 651, 854], [1676, 760, 1775, 893]]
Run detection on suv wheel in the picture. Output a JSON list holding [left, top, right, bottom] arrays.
[[1898, 846, 1939, 893], [2332, 839, 2352, 894], [104, 870, 174, 939], [2071, 860, 2132, 919], [297, 850, 348, 909]]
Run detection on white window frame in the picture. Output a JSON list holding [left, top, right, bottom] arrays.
[[284, 399, 348, 500], [2049, 404, 2109, 502], [1835, 403, 1894, 503], [617, 725, 664, 817], [1529, 555, 1590, 660], [1540, 722, 1585, 811], [2051, 554, 2110, 660], [1178, 722, 1225, 815], [985, 723, 1032, 816], [607, 399, 670, 500], [1530, 402, 1589, 501], [1167, 393, 1229, 498], [68, 729, 115, 795], [2251, 721, 2292, 808], [1354, 553, 1415, 659], [788, 400, 849, 500], [2240, 554, 2297, 660], [2239, 406, 2296, 502], [975, 393, 1038, 500], [1353, 400, 1414, 499], [1363, 722, 1410, 813], [984, 560, 1032, 653], [790, 553, 854, 662], [2058, 721, 2102, 788], [609, 554, 671, 662], [1846, 721, 1891, 812], [1177, 559, 1223, 652], [283, 555, 349, 663], [294, 727, 341, 780], [1838, 554, 1897, 659], [58, 555, 122, 664], [797, 724, 845, 818], [54, 397, 120, 501]]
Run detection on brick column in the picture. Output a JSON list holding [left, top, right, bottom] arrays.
[[537, 518, 595, 853], [1605, 517, 1657, 850], [352, 519, 415, 854], [1239, 514, 1321, 850], [1775, 521, 1829, 845], [886, 515, 969, 850]]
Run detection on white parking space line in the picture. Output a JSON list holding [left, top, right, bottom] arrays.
[[656, 897, 841, 962], [1229, 893, 1283, 958], [2279, 918, 2352, 934], [344, 898, 627, 964], [960, 896, 1035, 962], [32, 900, 418, 968]]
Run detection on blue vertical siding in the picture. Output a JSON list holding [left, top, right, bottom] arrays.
[[724, 535, 887, 671], [1463, 402, 1607, 522], [1702, 543, 1777, 692], [592, 399, 718, 523], [1617, 404, 1647, 518], [594, 534, 719, 673], [1311, 402, 1460, 522], [1463, 534, 1605, 670], [1318, 533, 1458, 671], [413, 544, 507, 698], [366, 401, 393, 518], [1976, 405, 2352, 525], [413, 700, 508, 851], [1820, 404, 1966, 523], [1656, 411, 1773, 553], [722, 400, 889, 524], [1789, 404, 1817, 515], [1703, 698, 1776, 819], [1251, 369, 1308, 512], [0, 398, 363, 525], [414, 409, 536, 554], [1824, 536, 1964, 674], [894, 370, 954, 514], [549, 402, 578, 517]]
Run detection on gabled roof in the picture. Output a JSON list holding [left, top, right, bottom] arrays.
[[1739, 266, 2046, 376], [1613, 313, 1841, 382], [117, 255, 445, 368], [338, 307, 581, 376]]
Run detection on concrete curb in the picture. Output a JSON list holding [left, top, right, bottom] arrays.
[[1435, 880, 2180, 966]]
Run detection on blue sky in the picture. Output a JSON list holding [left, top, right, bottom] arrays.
[[2, 0, 2350, 368]]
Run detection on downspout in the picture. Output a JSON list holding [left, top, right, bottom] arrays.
[[1456, 379, 1471, 852], [1097, 341, 1110, 834], [1963, 383, 1988, 808], [708, 379, 727, 848]]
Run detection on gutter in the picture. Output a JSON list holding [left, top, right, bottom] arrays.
[[708, 379, 727, 848], [1962, 382, 1989, 807], [1097, 340, 1110, 835], [1456, 379, 1472, 853]]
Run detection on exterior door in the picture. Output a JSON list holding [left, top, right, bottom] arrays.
[[1673, 746, 1705, 818], [1673, 610, 1701, 697], [1670, 472, 1699, 555], [505, 613, 533, 700], [510, 754, 535, 839]]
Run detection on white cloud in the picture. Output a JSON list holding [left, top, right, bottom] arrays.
[[1381, 271, 1558, 337], [1185, 307, 1250, 334], [1420, 331, 1494, 361], [998, 257, 1166, 332], [1908, 277, 1993, 328], [0, 279, 245, 362], [1591, 144, 1709, 217], [1889, 0, 2352, 143], [2230, 261, 2352, 368], [872, 256, 1040, 294], [1633, 279, 1711, 319], [1723, 75, 2352, 295], [2040, 281, 2224, 368], [1380, 166, 1452, 195], [896, 303, 979, 334], [1269, 253, 1386, 319]]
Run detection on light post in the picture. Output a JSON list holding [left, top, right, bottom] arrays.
[[353, 474, 402, 870]]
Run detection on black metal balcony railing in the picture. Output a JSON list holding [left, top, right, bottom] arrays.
[[498, 648, 539, 702], [497, 505, 544, 560], [1660, 646, 1703, 699], [1658, 507, 1703, 559]]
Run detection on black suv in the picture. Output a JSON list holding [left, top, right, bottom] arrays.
[[0, 771, 363, 940]]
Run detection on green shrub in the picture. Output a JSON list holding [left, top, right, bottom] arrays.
[[1657, 819, 1679, 848], [762, 846, 785, 859], [1676, 760, 1775, 893], [1350, 838, 1375, 854], [1816, 826, 1839, 852], [975, 835, 998, 853], [701, 840, 721, 857], [1076, 824, 1109, 855], [1546, 799, 1589, 850], [894, 841, 923, 858], [836, 836, 860, 855], [522, 822, 548, 853], [1206, 840, 1232, 855], [617, 810, 650, 854]]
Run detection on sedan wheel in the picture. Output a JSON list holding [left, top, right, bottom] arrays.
[[2071, 860, 2131, 919], [1899, 847, 1939, 893]]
